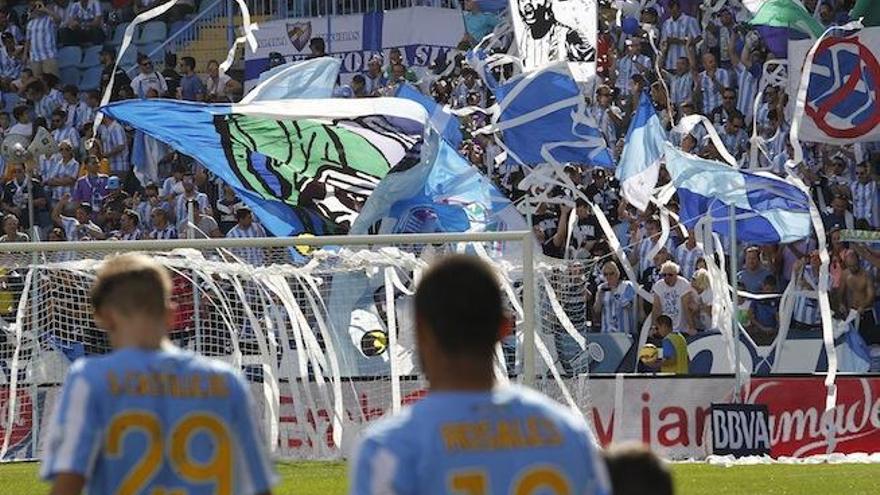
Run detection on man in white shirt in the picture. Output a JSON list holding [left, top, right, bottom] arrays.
[[660, 0, 700, 71], [203, 59, 230, 102], [651, 261, 696, 335], [130, 54, 167, 98]]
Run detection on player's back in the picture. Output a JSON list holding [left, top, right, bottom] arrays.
[[351, 385, 609, 495], [41, 346, 276, 495]]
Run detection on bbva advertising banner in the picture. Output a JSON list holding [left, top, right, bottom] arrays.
[[245, 7, 466, 86]]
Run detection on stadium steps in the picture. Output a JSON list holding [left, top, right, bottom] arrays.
[[172, 15, 270, 71]]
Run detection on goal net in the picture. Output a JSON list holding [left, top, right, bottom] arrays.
[[0, 232, 607, 461]]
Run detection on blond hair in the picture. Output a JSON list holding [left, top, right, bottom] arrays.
[[659, 260, 680, 276], [691, 269, 710, 292], [91, 253, 172, 316]]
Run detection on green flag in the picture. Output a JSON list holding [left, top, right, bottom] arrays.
[[851, 0, 880, 27], [750, 0, 824, 37]]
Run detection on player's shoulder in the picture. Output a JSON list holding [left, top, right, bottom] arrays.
[[497, 385, 591, 433]]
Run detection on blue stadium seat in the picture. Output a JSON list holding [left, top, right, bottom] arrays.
[[60, 66, 81, 87], [78, 45, 102, 69], [79, 66, 103, 91], [57, 46, 82, 70], [109, 23, 130, 47], [136, 21, 167, 45]]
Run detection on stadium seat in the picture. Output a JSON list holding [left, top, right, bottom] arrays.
[[57, 46, 82, 70], [79, 66, 103, 91], [119, 45, 138, 68], [60, 66, 81, 87], [78, 45, 102, 69], [109, 23, 130, 47], [137, 21, 167, 45]]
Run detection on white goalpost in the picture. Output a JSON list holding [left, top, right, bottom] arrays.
[[0, 231, 561, 461]]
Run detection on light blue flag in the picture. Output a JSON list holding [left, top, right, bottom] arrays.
[[351, 137, 526, 234], [395, 83, 463, 150], [616, 91, 666, 211], [465, 48, 499, 91], [243, 57, 341, 102], [492, 63, 614, 168], [665, 144, 812, 244]]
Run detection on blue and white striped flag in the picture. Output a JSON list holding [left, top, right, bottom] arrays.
[[665, 144, 812, 244], [615, 91, 666, 211], [395, 83, 463, 150]]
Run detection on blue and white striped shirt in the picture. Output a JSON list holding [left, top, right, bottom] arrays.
[[599, 280, 638, 334], [699, 68, 731, 115], [675, 243, 704, 280], [65, 0, 102, 24], [26, 15, 57, 62], [661, 14, 700, 70], [62, 101, 89, 130], [174, 191, 210, 226], [734, 63, 758, 121], [53, 125, 80, 150], [99, 121, 129, 173], [793, 265, 820, 325], [851, 180, 880, 227], [616, 54, 651, 95], [0, 45, 22, 79], [149, 225, 178, 240], [668, 71, 693, 105], [227, 222, 267, 265], [41, 155, 79, 201], [35, 93, 61, 121], [78, 104, 97, 131]]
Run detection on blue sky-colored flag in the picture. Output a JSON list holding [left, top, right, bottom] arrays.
[[665, 144, 812, 244], [492, 63, 614, 168], [616, 91, 666, 211], [395, 83, 463, 150]]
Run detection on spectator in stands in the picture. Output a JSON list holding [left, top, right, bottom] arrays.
[[72, 154, 107, 210], [131, 54, 167, 98], [308, 37, 325, 59], [25, 0, 61, 77], [52, 193, 103, 240], [689, 268, 714, 331], [852, 161, 879, 228], [615, 38, 650, 98], [841, 250, 877, 344], [177, 56, 205, 101], [0, 32, 24, 86], [173, 171, 209, 226], [661, 0, 699, 71], [748, 274, 779, 345], [718, 113, 748, 160], [0, 8, 24, 43], [592, 261, 638, 335], [825, 194, 855, 230], [651, 260, 695, 335], [588, 84, 620, 146], [384, 47, 416, 83], [41, 139, 78, 204], [177, 199, 221, 238], [674, 229, 703, 280], [0, 213, 28, 241], [2, 162, 49, 230], [98, 115, 129, 177], [26, 79, 60, 120], [363, 55, 387, 96], [50, 108, 79, 149], [708, 87, 742, 126], [148, 206, 177, 239], [792, 251, 822, 331], [215, 183, 242, 234], [100, 48, 130, 100], [9, 104, 33, 136], [60, 85, 85, 130], [695, 52, 731, 116], [739, 246, 773, 293], [59, 0, 105, 46], [108, 208, 142, 240], [461, 0, 499, 44], [133, 182, 165, 231], [161, 52, 181, 98], [226, 206, 266, 265], [203, 59, 230, 102]]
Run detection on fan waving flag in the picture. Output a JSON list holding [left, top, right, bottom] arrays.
[[490, 62, 614, 168], [749, 0, 824, 58], [792, 27, 880, 144], [665, 144, 812, 244], [101, 98, 427, 236], [615, 91, 666, 211]]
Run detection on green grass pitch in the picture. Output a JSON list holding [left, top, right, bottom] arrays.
[[3, 461, 880, 494]]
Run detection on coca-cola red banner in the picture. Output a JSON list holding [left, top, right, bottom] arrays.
[[743, 377, 880, 457]]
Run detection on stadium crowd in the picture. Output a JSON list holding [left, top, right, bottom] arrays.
[[0, 0, 877, 371]]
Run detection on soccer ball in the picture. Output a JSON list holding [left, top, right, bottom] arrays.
[[638, 344, 659, 363]]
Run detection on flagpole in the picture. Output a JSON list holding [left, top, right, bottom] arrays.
[[730, 204, 742, 403]]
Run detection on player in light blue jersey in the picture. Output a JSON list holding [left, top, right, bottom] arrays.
[[350, 255, 610, 495], [41, 253, 277, 495]]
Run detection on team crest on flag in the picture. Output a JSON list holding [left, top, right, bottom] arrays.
[[287, 21, 312, 51], [794, 27, 880, 143]]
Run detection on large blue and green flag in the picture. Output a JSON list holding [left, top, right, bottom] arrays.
[[101, 98, 427, 235]]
